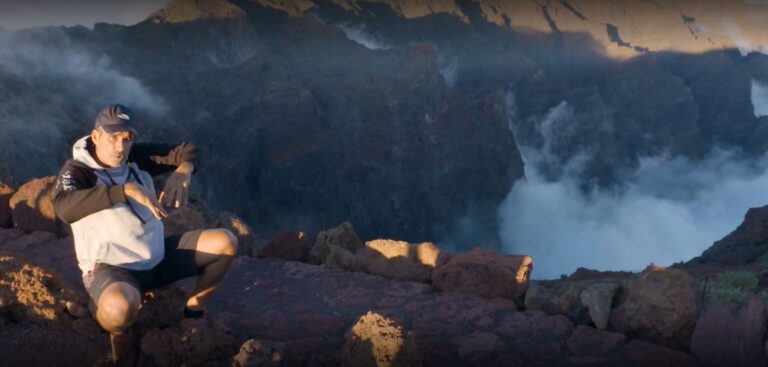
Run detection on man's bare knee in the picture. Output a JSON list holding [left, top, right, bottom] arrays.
[[97, 282, 141, 332], [219, 229, 238, 256], [199, 229, 237, 256]]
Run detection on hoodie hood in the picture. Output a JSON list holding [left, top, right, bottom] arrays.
[[72, 135, 130, 180], [72, 136, 104, 170]]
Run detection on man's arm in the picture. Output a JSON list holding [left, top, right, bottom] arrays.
[[129, 141, 201, 177], [52, 162, 126, 224]]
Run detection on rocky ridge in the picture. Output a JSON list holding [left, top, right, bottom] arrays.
[[4, 175, 768, 366]]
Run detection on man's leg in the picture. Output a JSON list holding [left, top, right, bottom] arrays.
[[185, 229, 238, 312], [96, 281, 142, 334]]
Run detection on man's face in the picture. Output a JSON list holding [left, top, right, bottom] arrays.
[[91, 127, 134, 168]]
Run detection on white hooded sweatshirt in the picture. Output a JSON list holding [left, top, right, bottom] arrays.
[[69, 136, 165, 274]]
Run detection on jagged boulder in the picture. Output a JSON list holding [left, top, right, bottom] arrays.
[[691, 295, 766, 367], [309, 222, 362, 265], [432, 247, 532, 300], [213, 211, 261, 257], [341, 311, 422, 367], [0, 181, 14, 228], [232, 339, 286, 367], [525, 280, 619, 330], [609, 265, 698, 350], [255, 230, 310, 262], [9, 176, 66, 237], [580, 282, 620, 330], [360, 239, 450, 283], [0, 254, 89, 326], [525, 280, 591, 324], [140, 317, 238, 366]]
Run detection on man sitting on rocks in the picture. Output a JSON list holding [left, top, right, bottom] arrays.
[[53, 104, 238, 365]]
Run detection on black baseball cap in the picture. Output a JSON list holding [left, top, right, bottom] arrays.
[[94, 104, 138, 136]]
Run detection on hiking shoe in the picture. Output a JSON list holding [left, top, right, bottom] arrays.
[[109, 332, 138, 366]]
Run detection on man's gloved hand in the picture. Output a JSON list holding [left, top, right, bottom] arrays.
[[124, 182, 168, 219], [159, 161, 194, 208]]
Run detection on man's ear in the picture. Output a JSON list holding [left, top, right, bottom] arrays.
[[90, 128, 99, 143]]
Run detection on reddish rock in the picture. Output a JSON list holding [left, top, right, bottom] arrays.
[[353, 239, 450, 283], [140, 318, 238, 367], [609, 265, 697, 350], [687, 205, 768, 267], [691, 296, 766, 367], [565, 325, 626, 357], [0, 253, 88, 326], [162, 205, 209, 236], [9, 176, 66, 237], [495, 310, 575, 343], [0, 228, 25, 245], [524, 280, 591, 324], [0, 182, 14, 228], [620, 340, 694, 367], [580, 282, 620, 330], [213, 211, 260, 257], [309, 221, 362, 265], [232, 339, 286, 367], [133, 284, 187, 333], [451, 331, 507, 362], [341, 311, 422, 367], [256, 230, 310, 262], [432, 247, 532, 300], [1, 231, 56, 252]]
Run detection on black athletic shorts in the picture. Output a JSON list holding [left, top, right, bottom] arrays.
[[82, 230, 204, 304]]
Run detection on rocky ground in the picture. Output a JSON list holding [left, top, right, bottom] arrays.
[[3, 175, 768, 366]]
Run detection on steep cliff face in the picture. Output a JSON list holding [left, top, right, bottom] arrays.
[[290, 0, 768, 58], [2, 0, 768, 246], [0, 0, 524, 244]]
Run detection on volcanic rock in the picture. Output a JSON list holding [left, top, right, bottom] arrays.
[[0, 230, 56, 252], [309, 221, 362, 265], [432, 247, 531, 300], [565, 325, 626, 359], [686, 205, 768, 267], [525, 280, 591, 324], [691, 295, 766, 367], [256, 230, 310, 262], [360, 239, 450, 283], [0, 253, 88, 326], [140, 317, 238, 366], [341, 311, 422, 367], [451, 331, 507, 363], [580, 282, 620, 330], [609, 265, 698, 350], [232, 339, 286, 367], [9, 176, 66, 236], [0, 181, 13, 228], [148, 0, 246, 24], [214, 211, 260, 257]]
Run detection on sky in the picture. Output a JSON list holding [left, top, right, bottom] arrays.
[[0, 0, 169, 29]]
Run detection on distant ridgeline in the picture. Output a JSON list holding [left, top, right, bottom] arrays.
[[0, 0, 767, 246]]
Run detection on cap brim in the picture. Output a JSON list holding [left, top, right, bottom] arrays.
[[100, 123, 139, 137]]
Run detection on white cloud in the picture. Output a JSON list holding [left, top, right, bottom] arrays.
[[500, 97, 768, 279], [0, 31, 168, 116], [337, 22, 389, 50]]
